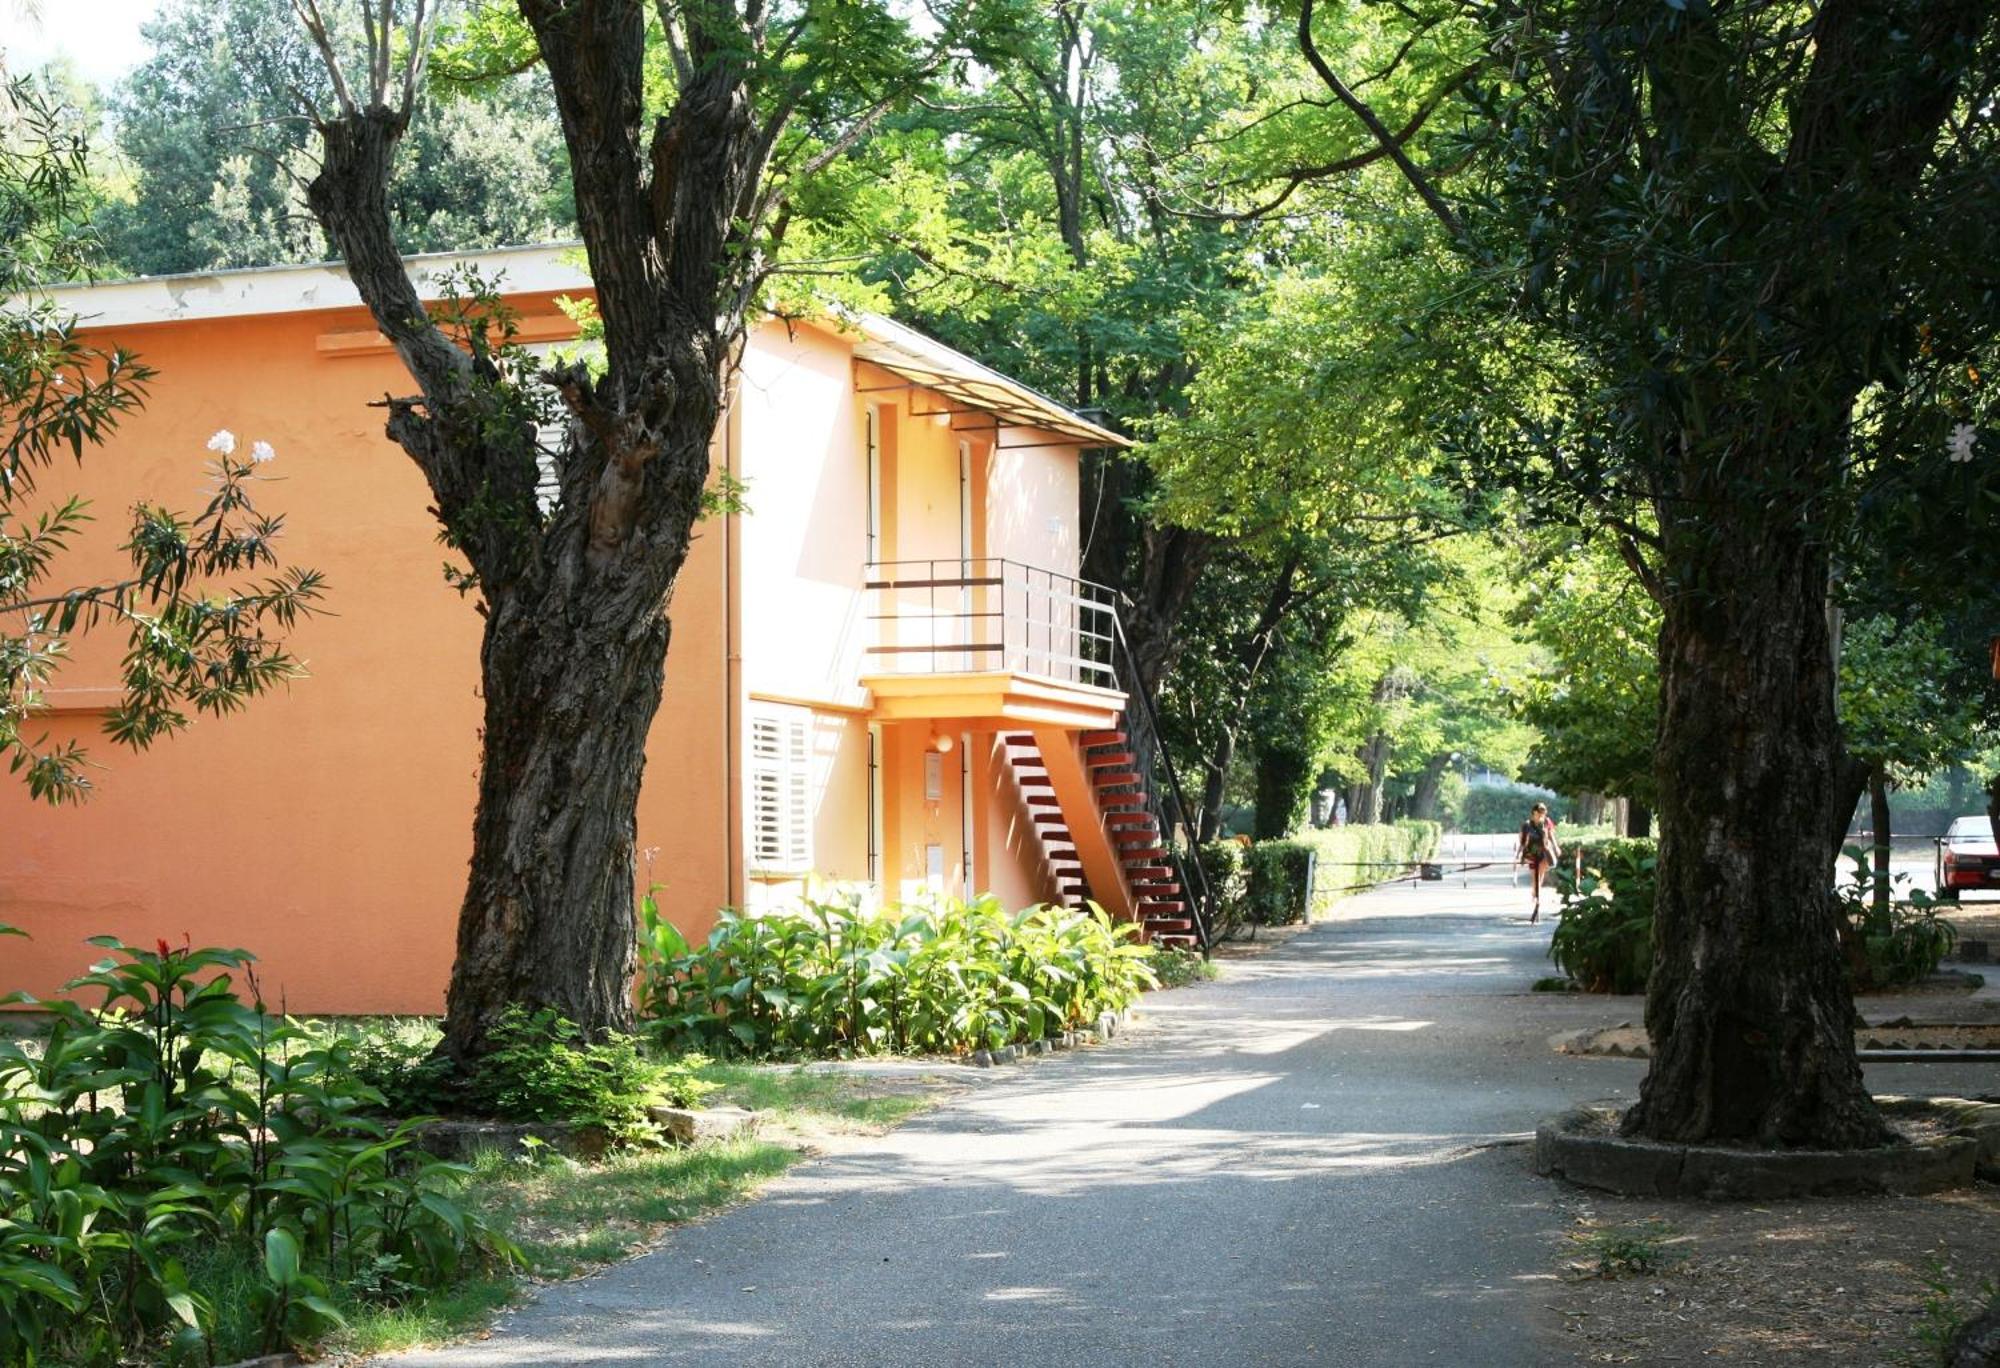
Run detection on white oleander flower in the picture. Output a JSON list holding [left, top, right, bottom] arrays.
[[1947, 422, 1977, 464], [206, 428, 237, 456], [250, 440, 276, 464]]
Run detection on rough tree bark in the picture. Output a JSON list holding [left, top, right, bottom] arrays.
[[1626, 509, 1886, 1147], [297, 0, 799, 1057]]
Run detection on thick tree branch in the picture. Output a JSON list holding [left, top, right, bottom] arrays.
[[1297, 0, 1464, 241]]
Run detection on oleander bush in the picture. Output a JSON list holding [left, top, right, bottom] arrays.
[[1834, 846, 1959, 990], [636, 891, 1157, 1057], [1549, 839, 1657, 993], [0, 927, 517, 1366]]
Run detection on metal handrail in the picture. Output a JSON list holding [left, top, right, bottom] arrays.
[[863, 558, 1119, 689]]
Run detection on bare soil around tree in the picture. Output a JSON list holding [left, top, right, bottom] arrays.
[[1547, 1184, 2000, 1365]]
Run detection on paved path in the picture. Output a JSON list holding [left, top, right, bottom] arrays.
[[381, 862, 1995, 1368]]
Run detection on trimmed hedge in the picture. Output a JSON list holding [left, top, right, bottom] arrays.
[[1458, 784, 1574, 834], [1246, 840, 1317, 925], [1301, 821, 1442, 914]]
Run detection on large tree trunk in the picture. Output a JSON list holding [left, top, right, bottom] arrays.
[[302, 0, 765, 1056], [1410, 756, 1448, 821], [1626, 522, 1885, 1147], [439, 585, 672, 1056], [1196, 726, 1235, 843], [1828, 749, 1870, 858], [1987, 772, 2000, 853]]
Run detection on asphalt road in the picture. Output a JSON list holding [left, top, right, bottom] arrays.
[[378, 860, 1996, 1368]]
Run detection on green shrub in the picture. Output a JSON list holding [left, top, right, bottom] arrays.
[[0, 927, 517, 1366], [1196, 841, 1250, 936], [637, 891, 1157, 1058], [1834, 846, 1959, 990], [1245, 840, 1317, 925], [1151, 947, 1220, 988], [1549, 839, 1657, 993], [330, 1017, 453, 1116], [465, 1007, 712, 1142], [1297, 822, 1441, 914], [1458, 784, 1575, 834]]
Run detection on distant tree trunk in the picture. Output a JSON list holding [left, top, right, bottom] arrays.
[[1828, 749, 1871, 858], [1987, 771, 2000, 853], [1252, 739, 1313, 840], [1196, 726, 1236, 843], [1624, 800, 1652, 839], [1946, 766, 1967, 815], [1410, 756, 1448, 821], [1626, 511, 1885, 1148], [1347, 734, 1390, 825], [1868, 764, 1893, 918]]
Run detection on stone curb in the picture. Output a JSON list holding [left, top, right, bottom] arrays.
[[646, 1104, 759, 1146], [1534, 1103, 1980, 1199], [1555, 1021, 2000, 1060], [961, 1009, 1136, 1068], [412, 1119, 612, 1162]]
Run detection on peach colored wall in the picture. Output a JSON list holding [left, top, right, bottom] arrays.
[[0, 294, 729, 1012], [0, 302, 1085, 1012]]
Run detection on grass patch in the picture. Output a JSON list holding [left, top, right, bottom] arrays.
[[315, 1060, 948, 1360], [696, 1061, 948, 1132], [1151, 947, 1220, 989], [1569, 1220, 1681, 1279]]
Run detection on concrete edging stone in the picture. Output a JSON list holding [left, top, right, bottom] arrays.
[[1535, 1102, 1982, 1199]]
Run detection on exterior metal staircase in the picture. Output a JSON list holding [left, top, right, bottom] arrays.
[[999, 718, 1207, 950]]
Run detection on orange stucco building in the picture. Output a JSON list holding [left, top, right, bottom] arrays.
[[1, 246, 1198, 1014]]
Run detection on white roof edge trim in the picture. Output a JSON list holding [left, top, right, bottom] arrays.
[[20, 243, 1125, 449], [18, 243, 591, 328]]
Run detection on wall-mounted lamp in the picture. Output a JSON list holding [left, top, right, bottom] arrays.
[[930, 730, 955, 754]]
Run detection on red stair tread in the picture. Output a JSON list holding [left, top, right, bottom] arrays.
[[1097, 795, 1146, 810], [1084, 751, 1137, 769], [1091, 770, 1142, 788], [1081, 731, 1126, 746]]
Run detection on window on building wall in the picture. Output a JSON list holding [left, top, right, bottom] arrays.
[[748, 704, 813, 874]]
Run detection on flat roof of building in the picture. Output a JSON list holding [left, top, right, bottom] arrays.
[[27, 243, 1127, 448]]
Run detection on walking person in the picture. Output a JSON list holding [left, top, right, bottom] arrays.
[[1516, 801, 1562, 923]]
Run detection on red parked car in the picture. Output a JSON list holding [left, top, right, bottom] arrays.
[[1935, 815, 2000, 902]]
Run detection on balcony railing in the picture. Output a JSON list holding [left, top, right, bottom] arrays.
[[862, 558, 1118, 691]]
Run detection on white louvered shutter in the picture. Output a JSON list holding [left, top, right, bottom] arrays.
[[748, 706, 812, 874]]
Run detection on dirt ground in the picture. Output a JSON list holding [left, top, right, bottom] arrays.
[[1547, 1183, 2000, 1366]]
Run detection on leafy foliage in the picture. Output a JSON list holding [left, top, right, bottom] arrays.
[[1549, 840, 1657, 994], [0, 928, 515, 1365], [1243, 840, 1316, 926], [637, 892, 1157, 1058], [1833, 847, 1959, 991], [1297, 821, 1440, 915], [92, 0, 575, 276], [465, 1007, 712, 1144], [1, 73, 323, 803]]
